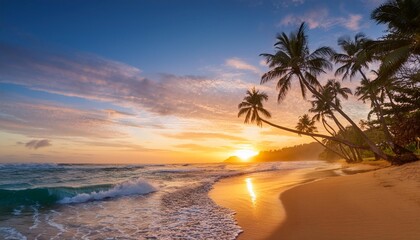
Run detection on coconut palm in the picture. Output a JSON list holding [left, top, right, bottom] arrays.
[[237, 87, 271, 127], [310, 80, 351, 131], [295, 114, 351, 161], [370, 0, 420, 78], [295, 114, 317, 134], [238, 88, 369, 150], [259, 22, 388, 160], [308, 81, 361, 162], [260, 22, 334, 102], [334, 33, 372, 81]]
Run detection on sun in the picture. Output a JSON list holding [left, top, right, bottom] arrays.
[[234, 149, 259, 161]]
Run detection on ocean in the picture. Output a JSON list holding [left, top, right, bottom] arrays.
[[0, 161, 330, 240]]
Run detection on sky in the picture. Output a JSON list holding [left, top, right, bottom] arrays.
[[0, 0, 386, 164]]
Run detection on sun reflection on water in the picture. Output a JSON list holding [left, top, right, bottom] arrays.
[[245, 177, 256, 205]]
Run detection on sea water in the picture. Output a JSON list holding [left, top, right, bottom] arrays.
[[0, 161, 329, 239]]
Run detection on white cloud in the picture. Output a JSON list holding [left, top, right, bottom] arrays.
[[292, 0, 304, 4], [259, 59, 268, 67], [225, 57, 260, 73], [279, 8, 363, 31], [344, 14, 363, 31]]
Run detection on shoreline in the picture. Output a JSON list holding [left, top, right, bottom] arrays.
[[209, 162, 341, 240], [271, 160, 420, 239], [210, 161, 420, 240]]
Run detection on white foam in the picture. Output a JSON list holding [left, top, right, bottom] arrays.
[[29, 205, 40, 230], [58, 178, 156, 204], [0, 227, 27, 240], [12, 205, 24, 216], [0, 163, 59, 170], [154, 168, 202, 173]]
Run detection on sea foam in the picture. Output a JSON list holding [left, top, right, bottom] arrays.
[[58, 178, 156, 204]]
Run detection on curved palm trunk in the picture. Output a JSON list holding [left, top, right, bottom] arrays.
[[260, 119, 369, 150], [360, 69, 413, 156], [321, 118, 336, 135], [340, 144, 356, 162], [310, 136, 349, 161], [330, 114, 361, 162], [330, 114, 346, 132], [321, 118, 356, 162], [297, 72, 389, 160]]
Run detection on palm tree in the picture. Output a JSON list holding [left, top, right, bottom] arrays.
[[238, 88, 370, 150], [295, 114, 351, 161], [296, 114, 317, 134], [334, 33, 371, 81], [260, 22, 333, 102], [369, 0, 420, 78], [259, 23, 389, 160], [310, 80, 351, 132], [309, 80, 361, 162], [355, 77, 412, 155], [237, 87, 271, 127]]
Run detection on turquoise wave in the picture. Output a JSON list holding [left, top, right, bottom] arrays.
[[0, 184, 112, 214]]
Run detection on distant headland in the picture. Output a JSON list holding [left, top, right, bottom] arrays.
[[224, 142, 325, 163]]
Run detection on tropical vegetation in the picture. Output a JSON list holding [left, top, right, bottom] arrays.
[[238, 0, 419, 165]]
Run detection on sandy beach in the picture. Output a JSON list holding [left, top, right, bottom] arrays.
[[210, 161, 420, 240], [209, 164, 340, 240]]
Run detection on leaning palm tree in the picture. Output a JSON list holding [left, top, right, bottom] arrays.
[[309, 81, 361, 162], [237, 87, 271, 126], [310, 80, 350, 132], [334, 33, 372, 81], [369, 0, 420, 78], [295, 114, 317, 134], [260, 22, 388, 160], [296, 114, 350, 161], [355, 78, 397, 146], [238, 87, 370, 150]]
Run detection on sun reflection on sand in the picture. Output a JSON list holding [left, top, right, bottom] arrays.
[[245, 178, 256, 205]]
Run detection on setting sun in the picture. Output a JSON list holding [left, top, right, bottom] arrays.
[[234, 149, 259, 161]]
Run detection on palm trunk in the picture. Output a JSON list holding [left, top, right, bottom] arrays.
[[320, 118, 354, 162], [297, 72, 389, 160], [328, 114, 361, 162], [260, 119, 369, 150], [330, 114, 346, 132], [311, 136, 349, 161], [322, 118, 336, 136], [339, 144, 355, 162], [360, 70, 413, 156]]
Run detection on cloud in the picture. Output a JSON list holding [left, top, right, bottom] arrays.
[[0, 99, 126, 138], [259, 59, 268, 67], [225, 58, 260, 73], [0, 44, 254, 122], [0, 42, 369, 144], [174, 143, 231, 152], [344, 14, 363, 31], [279, 9, 363, 31], [23, 139, 51, 149], [162, 132, 246, 141], [103, 109, 136, 118]]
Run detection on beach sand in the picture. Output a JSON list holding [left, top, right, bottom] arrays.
[[272, 161, 420, 240], [209, 165, 340, 240], [210, 161, 420, 240]]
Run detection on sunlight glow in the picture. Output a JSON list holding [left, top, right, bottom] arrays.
[[245, 178, 256, 205], [234, 149, 258, 161]]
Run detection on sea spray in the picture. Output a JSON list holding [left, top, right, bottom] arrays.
[[59, 178, 156, 204]]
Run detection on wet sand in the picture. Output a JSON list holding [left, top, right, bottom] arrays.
[[271, 161, 420, 240], [210, 161, 420, 240], [209, 166, 339, 240]]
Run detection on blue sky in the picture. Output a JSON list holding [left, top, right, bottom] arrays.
[[0, 0, 387, 163]]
